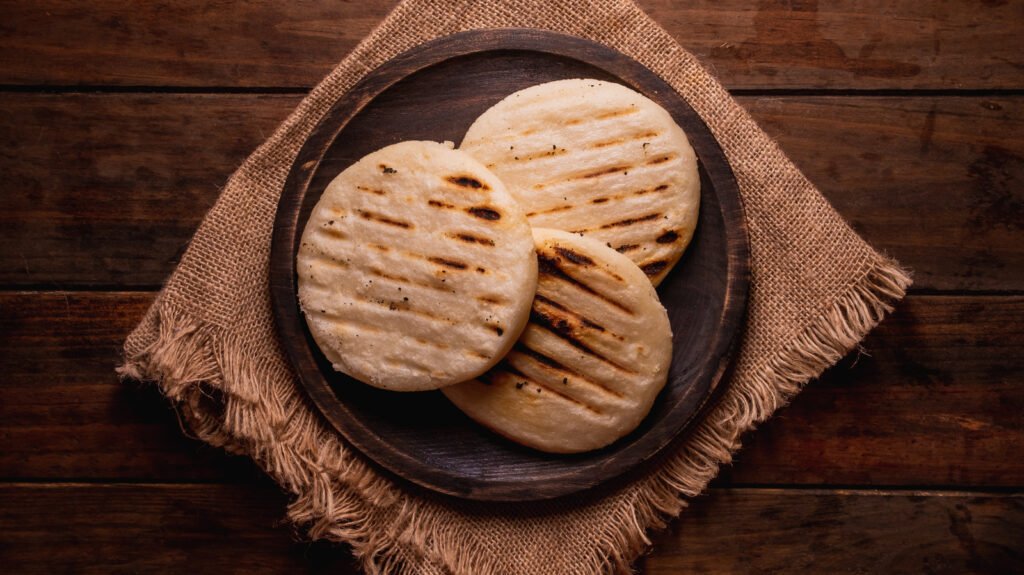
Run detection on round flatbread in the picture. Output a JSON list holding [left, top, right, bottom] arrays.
[[460, 78, 700, 285], [442, 228, 673, 453], [297, 141, 538, 392]]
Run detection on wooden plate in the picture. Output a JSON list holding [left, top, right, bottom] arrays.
[[270, 29, 749, 501]]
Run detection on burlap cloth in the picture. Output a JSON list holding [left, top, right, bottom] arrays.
[[119, 1, 912, 573]]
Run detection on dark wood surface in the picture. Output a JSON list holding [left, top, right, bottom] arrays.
[[0, 1, 1021, 572], [270, 29, 749, 501]]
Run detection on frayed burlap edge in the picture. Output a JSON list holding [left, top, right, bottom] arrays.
[[119, 260, 910, 574]]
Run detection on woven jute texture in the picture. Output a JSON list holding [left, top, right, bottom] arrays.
[[119, 1, 912, 573]]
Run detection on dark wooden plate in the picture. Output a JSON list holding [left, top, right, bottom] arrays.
[[270, 29, 749, 501]]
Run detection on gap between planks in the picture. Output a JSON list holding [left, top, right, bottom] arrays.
[[0, 483, 1019, 499], [3, 85, 1024, 98]]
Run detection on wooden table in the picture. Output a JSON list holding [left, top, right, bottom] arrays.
[[1, 2, 1021, 572]]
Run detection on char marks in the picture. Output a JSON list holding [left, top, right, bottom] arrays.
[[594, 108, 638, 120], [536, 252, 634, 315], [598, 212, 662, 230], [527, 158, 663, 191], [656, 230, 680, 244], [428, 256, 469, 271], [468, 105, 642, 149], [508, 147, 569, 162], [306, 290, 456, 327], [371, 248, 479, 275], [514, 343, 575, 375], [588, 130, 660, 150], [609, 183, 672, 202], [512, 343, 623, 399], [551, 245, 625, 283], [529, 307, 638, 375], [447, 175, 489, 190], [495, 362, 604, 415], [360, 294, 448, 322], [367, 268, 455, 294], [640, 260, 669, 276], [564, 107, 638, 125], [577, 183, 674, 210], [428, 199, 456, 209], [645, 154, 675, 165], [554, 246, 594, 266], [318, 227, 348, 241], [467, 206, 502, 221], [319, 313, 459, 353], [567, 213, 662, 235], [526, 204, 572, 218], [304, 253, 350, 273], [357, 209, 412, 229], [308, 285, 502, 348], [580, 164, 632, 180], [533, 293, 617, 337], [448, 232, 495, 246]]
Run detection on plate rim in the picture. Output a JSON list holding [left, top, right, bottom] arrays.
[[270, 28, 750, 501]]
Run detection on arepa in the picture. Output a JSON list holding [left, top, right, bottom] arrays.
[[297, 141, 538, 392], [442, 228, 673, 453], [460, 78, 700, 285]]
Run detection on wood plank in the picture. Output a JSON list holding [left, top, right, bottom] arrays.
[[720, 295, 1024, 487], [641, 489, 1024, 574], [0, 484, 1018, 573], [0, 0, 397, 89], [744, 95, 1024, 293], [0, 1, 1021, 90], [0, 93, 293, 289], [1, 94, 1021, 290], [0, 483, 361, 574], [1, 292, 1021, 487], [0, 291, 257, 481]]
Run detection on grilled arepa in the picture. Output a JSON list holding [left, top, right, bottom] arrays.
[[442, 228, 673, 453], [297, 141, 538, 392], [460, 78, 700, 285]]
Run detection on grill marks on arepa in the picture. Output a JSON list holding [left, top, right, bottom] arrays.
[[304, 202, 507, 331], [460, 78, 700, 285], [480, 129, 686, 279], [443, 229, 673, 453], [297, 141, 537, 392]]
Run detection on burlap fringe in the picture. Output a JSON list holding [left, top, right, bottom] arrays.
[[118, 258, 910, 575], [584, 258, 913, 574]]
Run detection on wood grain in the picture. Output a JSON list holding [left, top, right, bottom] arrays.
[[3, 292, 1020, 487], [1, 1, 1021, 90], [746, 96, 1024, 293], [0, 484, 1018, 574], [723, 294, 1024, 488], [641, 489, 1024, 574], [271, 29, 749, 501], [0, 0, 397, 89], [0, 291, 260, 481], [0, 483, 362, 574], [2, 94, 1019, 290], [0, 93, 291, 289]]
